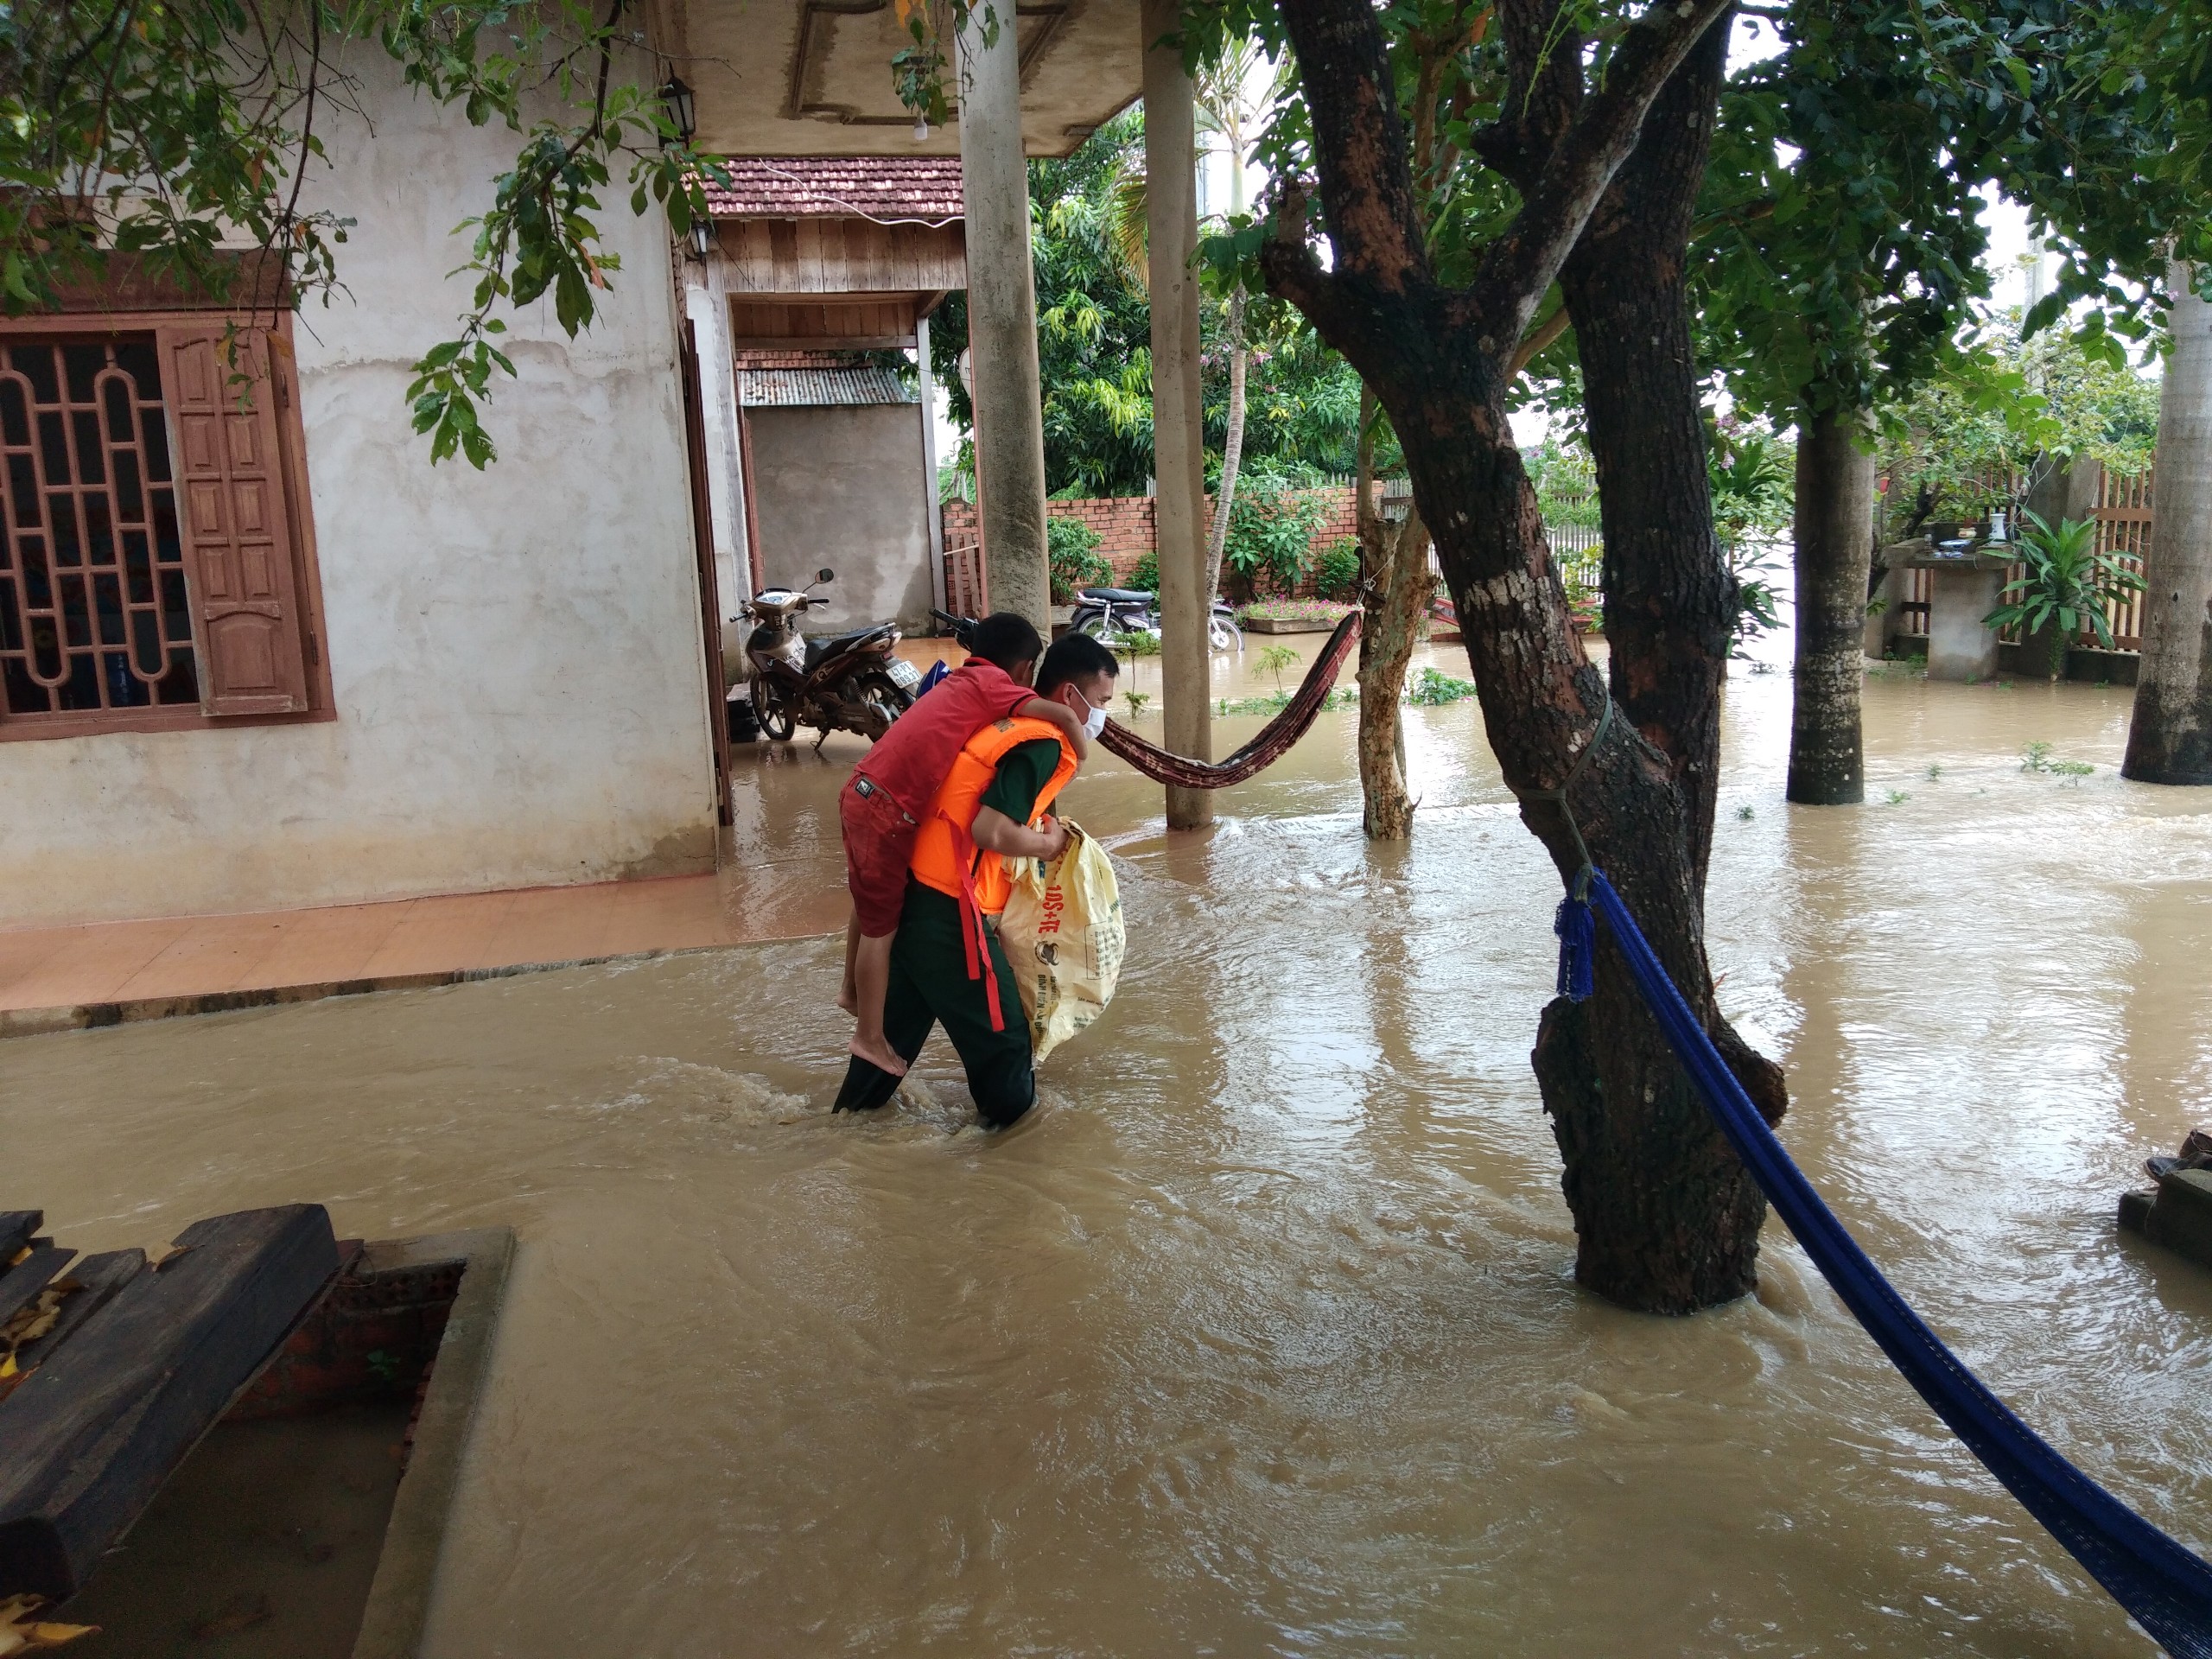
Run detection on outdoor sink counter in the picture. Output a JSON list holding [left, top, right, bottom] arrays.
[[1881, 538, 2018, 681]]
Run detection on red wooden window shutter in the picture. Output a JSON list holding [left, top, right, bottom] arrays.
[[154, 324, 310, 715]]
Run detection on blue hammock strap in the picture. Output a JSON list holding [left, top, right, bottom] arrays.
[[1577, 866, 2212, 1654], [1553, 869, 1595, 1002]]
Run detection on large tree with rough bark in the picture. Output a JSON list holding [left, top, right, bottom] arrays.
[[1184, 0, 1788, 1313]]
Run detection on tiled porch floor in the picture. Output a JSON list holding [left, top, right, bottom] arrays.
[[0, 861, 851, 1025]]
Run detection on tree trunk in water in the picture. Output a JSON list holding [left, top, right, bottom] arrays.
[[2125, 262, 2212, 785], [1293, 284, 1778, 1319], [1204, 289, 1249, 604], [1263, 0, 1764, 1312], [1353, 383, 1424, 837], [1556, 15, 1733, 889], [1787, 405, 1876, 805], [1544, 13, 1777, 1306], [1357, 503, 1430, 839]]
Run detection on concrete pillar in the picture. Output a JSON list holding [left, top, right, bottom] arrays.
[[957, 17, 1051, 634], [917, 311, 947, 617], [1143, 0, 1212, 827], [2023, 451, 2105, 534], [683, 270, 750, 677]]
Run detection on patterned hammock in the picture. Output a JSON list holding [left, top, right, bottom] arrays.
[[1097, 611, 1362, 790]]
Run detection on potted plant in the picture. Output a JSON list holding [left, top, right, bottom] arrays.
[[1983, 511, 2145, 682]]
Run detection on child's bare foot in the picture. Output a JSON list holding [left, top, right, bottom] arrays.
[[836, 982, 858, 1017], [849, 1033, 908, 1077]]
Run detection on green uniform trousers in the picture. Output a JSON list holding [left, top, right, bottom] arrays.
[[834, 878, 1036, 1128]]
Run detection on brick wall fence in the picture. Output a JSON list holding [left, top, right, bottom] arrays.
[[942, 486, 1363, 595]]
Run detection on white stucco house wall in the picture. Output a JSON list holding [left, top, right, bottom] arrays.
[[0, 59, 721, 928], [0, 2, 1151, 935]]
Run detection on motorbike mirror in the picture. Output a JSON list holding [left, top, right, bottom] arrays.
[[816, 567, 836, 583]]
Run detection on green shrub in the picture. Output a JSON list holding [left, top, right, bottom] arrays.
[[1222, 474, 1327, 595], [1130, 550, 1160, 593], [1406, 666, 1478, 706], [1253, 643, 1302, 693], [1985, 512, 2143, 651], [1047, 517, 1111, 602], [1314, 538, 1361, 601]]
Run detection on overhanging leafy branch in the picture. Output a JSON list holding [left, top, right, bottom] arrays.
[[3, 0, 728, 467]]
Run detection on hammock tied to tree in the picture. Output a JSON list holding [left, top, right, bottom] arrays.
[[1541, 767, 2212, 1654], [1097, 611, 1361, 789]]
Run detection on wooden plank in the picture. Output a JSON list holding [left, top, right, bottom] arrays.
[[768, 220, 799, 291], [819, 219, 851, 291], [0, 1215, 41, 1261], [9, 1251, 144, 1374], [852, 221, 885, 290], [0, 1245, 76, 1329], [796, 219, 825, 292], [0, 1204, 339, 1599]]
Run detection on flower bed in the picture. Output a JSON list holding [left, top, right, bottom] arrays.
[[1234, 599, 1357, 634]]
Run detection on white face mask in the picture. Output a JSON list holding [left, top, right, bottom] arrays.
[[1074, 688, 1109, 741]]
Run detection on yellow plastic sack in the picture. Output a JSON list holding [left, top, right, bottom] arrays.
[[996, 821, 1125, 1064]]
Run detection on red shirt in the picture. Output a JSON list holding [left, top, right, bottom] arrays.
[[854, 659, 1036, 817]]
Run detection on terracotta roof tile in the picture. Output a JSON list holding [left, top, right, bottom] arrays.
[[702, 157, 963, 223]]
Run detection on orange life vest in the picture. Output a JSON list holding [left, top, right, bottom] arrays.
[[908, 715, 1079, 1031], [911, 715, 1079, 912]]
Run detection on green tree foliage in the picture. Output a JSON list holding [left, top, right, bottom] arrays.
[[1313, 538, 1360, 600], [1694, 1, 1997, 425], [1707, 431, 1796, 546], [930, 111, 1366, 496], [3, 0, 723, 467], [1879, 315, 2164, 524], [1696, 0, 2210, 432], [1219, 471, 1326, 594], [1524, 442, 1603, 528]]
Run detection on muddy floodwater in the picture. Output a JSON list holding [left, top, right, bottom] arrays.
[[7, 641, 2212, 1656]]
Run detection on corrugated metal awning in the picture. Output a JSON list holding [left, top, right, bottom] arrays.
[[736, 365, 916, 407]]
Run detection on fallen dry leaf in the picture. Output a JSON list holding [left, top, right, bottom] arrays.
[[3, 1288, 65, 1348], [0, 1595, 99, 1652]]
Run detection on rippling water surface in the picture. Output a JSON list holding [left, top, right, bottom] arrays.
[[6, 644, 2212, 1657]]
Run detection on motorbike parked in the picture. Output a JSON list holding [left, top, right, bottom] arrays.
[[1069, 586, 1244, 652], [739, 568, 920, 743]]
